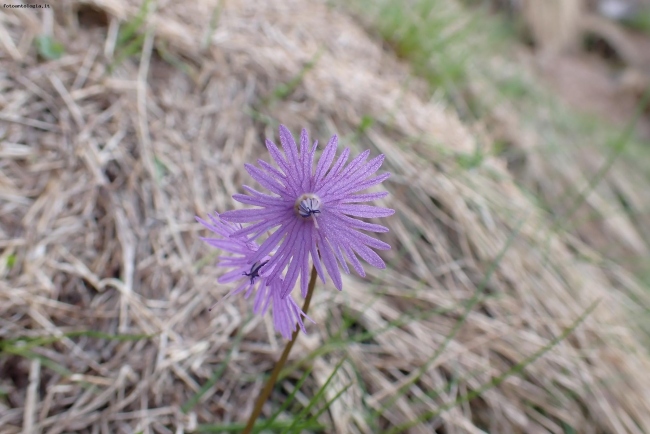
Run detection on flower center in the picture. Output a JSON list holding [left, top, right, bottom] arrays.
[[295, 194, 322, 219]]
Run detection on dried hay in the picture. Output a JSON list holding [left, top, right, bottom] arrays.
[[472, 50, 650, 277], [465, 0, 650, 271], [1, 0, 650, 433]]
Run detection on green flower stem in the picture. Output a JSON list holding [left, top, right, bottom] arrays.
[[242, 266, 318, 434]]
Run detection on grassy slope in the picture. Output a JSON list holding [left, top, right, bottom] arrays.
[[346, 0, 650, 285]]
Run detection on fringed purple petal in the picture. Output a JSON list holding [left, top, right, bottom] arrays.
[[338, 172, 391, 198], [221, 207, 288, 223], [218, 256, 249, 267], [354, 154, 386, 181], [271, 282, 311, 339], [265, 139, 290, 174], [248, 224, 290, 265], [196, 214, 238, 238], [218, 267, 248, 283], [333, 243, 350, 274], [245, 163, 287, 196], [317, 147, 350, 191], [320, 216, 388, 277], [299, 238, 310, 298], [233, 193, 286, 208], [354, 243, 387, 269], [333, 204, 395, 218], [309, 226, 327, 285], [331, 148, 351, 177], [272, 290, 294, 338], [226, 280, 249, 298], [340, 191, 388, 203], [258, 159, 300, 198], [342, 244, 366, 277], [317, 212, 391, 269], [265, 220, 303, 284], [328, 211, 390, 234], [253, 282, 272, 315], [199, 238, 249, 254], [346, 227, 392, 250], [320, 154, 386, 199], [279, 124, 300, 171], [291, 302, 307, 334], [242, 185, 283, 201], [265, 139, 302, 194], [314, 135, 338, 187], [229, 214, 288, 238], [327, 149, 370, 189], [308, 140, 318, 190], [319, 217, 350, 274], [281, 246, 302, 298], [318, 236, 343, 290], [258, 159, 289, 183], [300, 129, 310, 189]]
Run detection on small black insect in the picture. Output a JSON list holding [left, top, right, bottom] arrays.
[[242, 261, 268, 284]]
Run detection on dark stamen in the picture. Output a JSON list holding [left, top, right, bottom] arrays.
[[298, 197, 321, 218]]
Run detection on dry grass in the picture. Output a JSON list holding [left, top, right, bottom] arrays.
[[2, 0, 650, 433], [521, 0, 585, 56], [471, 49, 650, 277]]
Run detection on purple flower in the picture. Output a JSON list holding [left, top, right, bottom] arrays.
[[221, 125, 394, 298], [196, 212, 309, 338]]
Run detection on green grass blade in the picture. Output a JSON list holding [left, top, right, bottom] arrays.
[[281, 357, 347, 434], [195, 419, 324, 432], [257, 362, 316, 431]]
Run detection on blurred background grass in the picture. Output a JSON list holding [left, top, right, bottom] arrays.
[[349, 0, 650, 283]]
